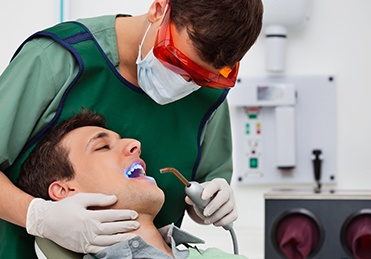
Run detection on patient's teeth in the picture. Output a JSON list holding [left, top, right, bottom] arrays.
[[125, 163, 145, 178]]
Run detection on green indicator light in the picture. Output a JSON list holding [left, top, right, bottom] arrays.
[[248, 113, 258, 119], [250, 158, 258, 168], [245, 123, 250, 134]]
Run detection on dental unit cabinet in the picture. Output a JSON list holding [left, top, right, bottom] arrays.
[[228, 75, 337, 185], [265, 189, 371, 258]]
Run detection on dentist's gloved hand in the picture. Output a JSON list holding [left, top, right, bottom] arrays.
[[185, 178, 238, 227], [27, 193, 140, 254]]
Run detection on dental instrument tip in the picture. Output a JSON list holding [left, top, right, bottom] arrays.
[[160, 167, 191, 187]]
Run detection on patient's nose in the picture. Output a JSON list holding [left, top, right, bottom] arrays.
[[122, 139, 141, 156]]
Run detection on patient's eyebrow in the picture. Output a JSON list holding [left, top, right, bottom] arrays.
[[86, 132, 109, 150]]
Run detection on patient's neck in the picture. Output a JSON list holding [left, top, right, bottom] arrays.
[[132, 214, 173, 257]]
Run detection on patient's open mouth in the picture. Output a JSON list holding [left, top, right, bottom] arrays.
[[125, 163, 146, 178]]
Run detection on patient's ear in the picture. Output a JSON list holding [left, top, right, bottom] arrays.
[[48, 180, 76, 201]]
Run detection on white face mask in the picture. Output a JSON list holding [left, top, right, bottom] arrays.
[[136, 24, 201, 105]]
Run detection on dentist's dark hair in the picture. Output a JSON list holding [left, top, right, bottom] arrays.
[[170, 0, 263, 69], [17, 108, 107, 200]]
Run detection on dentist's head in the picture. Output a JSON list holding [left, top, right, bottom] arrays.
[[133, 0, 263, 104]]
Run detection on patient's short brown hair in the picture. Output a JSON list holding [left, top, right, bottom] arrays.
[[17, 109, 107, 200]]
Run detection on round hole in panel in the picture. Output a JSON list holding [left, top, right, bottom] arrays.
[[271, 208, 324, 259], [341, 209, 371, 259]]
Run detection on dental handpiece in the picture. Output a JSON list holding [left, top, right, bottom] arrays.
[[160, 167, 238, 254], [160, 167, 211, 208]]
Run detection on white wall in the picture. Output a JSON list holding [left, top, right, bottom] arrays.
[[2, 1, 371, 258], [1, 1, 57, 72], [0, 0, 153, 72]]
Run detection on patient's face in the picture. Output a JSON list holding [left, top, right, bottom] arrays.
[[59, 126, 164, 215]]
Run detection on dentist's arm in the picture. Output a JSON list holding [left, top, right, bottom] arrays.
[[0, 171, 32, 227], [0, 170, 140, 254]]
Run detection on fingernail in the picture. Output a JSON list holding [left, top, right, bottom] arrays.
[[133, 222, 140, 229], [131, 211, 139, 219]]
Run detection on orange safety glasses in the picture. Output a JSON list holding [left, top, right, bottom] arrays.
[[153, 5, 240, 89]]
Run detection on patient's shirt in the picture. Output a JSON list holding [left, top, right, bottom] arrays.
[[83, 223, 246, 259]]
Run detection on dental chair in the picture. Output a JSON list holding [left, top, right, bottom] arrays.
[[34, 237, 83, 259]]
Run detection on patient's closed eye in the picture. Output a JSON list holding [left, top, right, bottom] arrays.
[[96, 145, 110, 151]]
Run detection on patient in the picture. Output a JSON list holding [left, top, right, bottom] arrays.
[[17, 109, 245, 259]]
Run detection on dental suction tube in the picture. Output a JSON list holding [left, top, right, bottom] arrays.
[[160, 167, 239, 255]]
